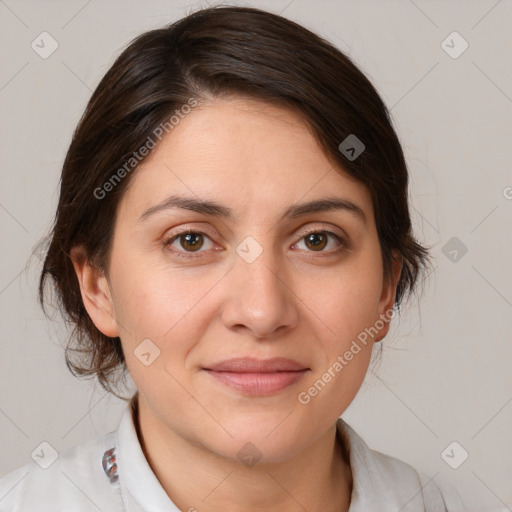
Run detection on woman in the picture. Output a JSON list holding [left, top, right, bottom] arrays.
[[0, 6, 465, 511]]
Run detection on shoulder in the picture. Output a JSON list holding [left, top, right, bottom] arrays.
[[336, 419, 467, 512], [370, 448, 466, 512], [0, 430, 122, 512]]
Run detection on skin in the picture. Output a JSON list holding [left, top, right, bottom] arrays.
[[71, 97, 401, 512]]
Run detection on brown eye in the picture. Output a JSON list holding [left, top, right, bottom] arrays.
[[304, 232, 328, 251], [177, 232, 204, 252], [164, 230, 215, 259], [294, 229, 346, 254]]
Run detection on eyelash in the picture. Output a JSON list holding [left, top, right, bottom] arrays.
[[163, 227, 348, 260]]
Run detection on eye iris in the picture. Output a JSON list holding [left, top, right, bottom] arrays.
[[180, 233, 203, 252], [305, 233, 327, 251], [174, 232, 333, 253]]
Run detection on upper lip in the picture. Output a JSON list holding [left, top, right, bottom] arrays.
[[204, 357, 309, 373]]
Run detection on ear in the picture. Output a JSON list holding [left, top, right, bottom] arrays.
[[374, 251, 402, 342], [70, 246, 120, 338]]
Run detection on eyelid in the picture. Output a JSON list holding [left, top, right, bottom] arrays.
[[295, 222, 347, 240], [163, 227, 216, 255], [163, 222, 349, 258], [292, 226, 348, 254], [165, 221, 347, 239]]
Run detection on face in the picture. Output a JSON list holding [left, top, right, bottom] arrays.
[[74, 97, 400, 463]]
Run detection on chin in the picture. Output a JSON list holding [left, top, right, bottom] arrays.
[[202, 415, 315, 464]]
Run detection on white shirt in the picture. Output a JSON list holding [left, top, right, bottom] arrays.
[[0, 397, 466, 511]]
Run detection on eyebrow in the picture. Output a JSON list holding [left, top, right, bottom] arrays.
[[138, 194, 366, 224]]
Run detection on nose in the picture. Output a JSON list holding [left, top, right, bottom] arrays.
[[220, 241, 299, 340]]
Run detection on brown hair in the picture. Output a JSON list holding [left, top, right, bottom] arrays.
[[37, 5, 429, 399]]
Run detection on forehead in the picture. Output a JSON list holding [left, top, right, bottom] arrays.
[[118, 97, 373, 224]]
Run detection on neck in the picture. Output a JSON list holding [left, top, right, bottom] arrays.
[[131, 395, 353, 512]]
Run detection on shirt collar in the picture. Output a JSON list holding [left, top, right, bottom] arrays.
[[115, 394, 180, 512], [114, 396, 424, 511], [337, 417, 428, 511]]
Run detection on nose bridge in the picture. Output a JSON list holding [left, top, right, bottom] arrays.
[[221, 233, 299, 337], [236, 233, 288, 304]]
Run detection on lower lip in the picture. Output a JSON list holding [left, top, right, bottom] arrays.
[[204, 370, 308, 395]]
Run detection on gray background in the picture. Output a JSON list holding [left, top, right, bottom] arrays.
[[1, 0, 511, 510]]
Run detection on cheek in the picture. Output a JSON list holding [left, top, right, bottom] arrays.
[[295, 274, 381, 419], [109, 253, 217, 372], [112, 268, 211, 404], [111, 247, 209, 331], [304, 259, 384, 346], [296, 253, 384, 391]]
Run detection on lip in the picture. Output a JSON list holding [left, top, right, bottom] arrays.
[[205, 357, 308, 373], [203, 358, 310, 395]]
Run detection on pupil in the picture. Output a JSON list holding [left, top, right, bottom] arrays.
[[307, 233, 326, 250], [183, 233, 202, 251]]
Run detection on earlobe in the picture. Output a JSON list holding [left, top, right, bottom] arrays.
[[70, 246, 120, 338], [375, 252, 402, 342]]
